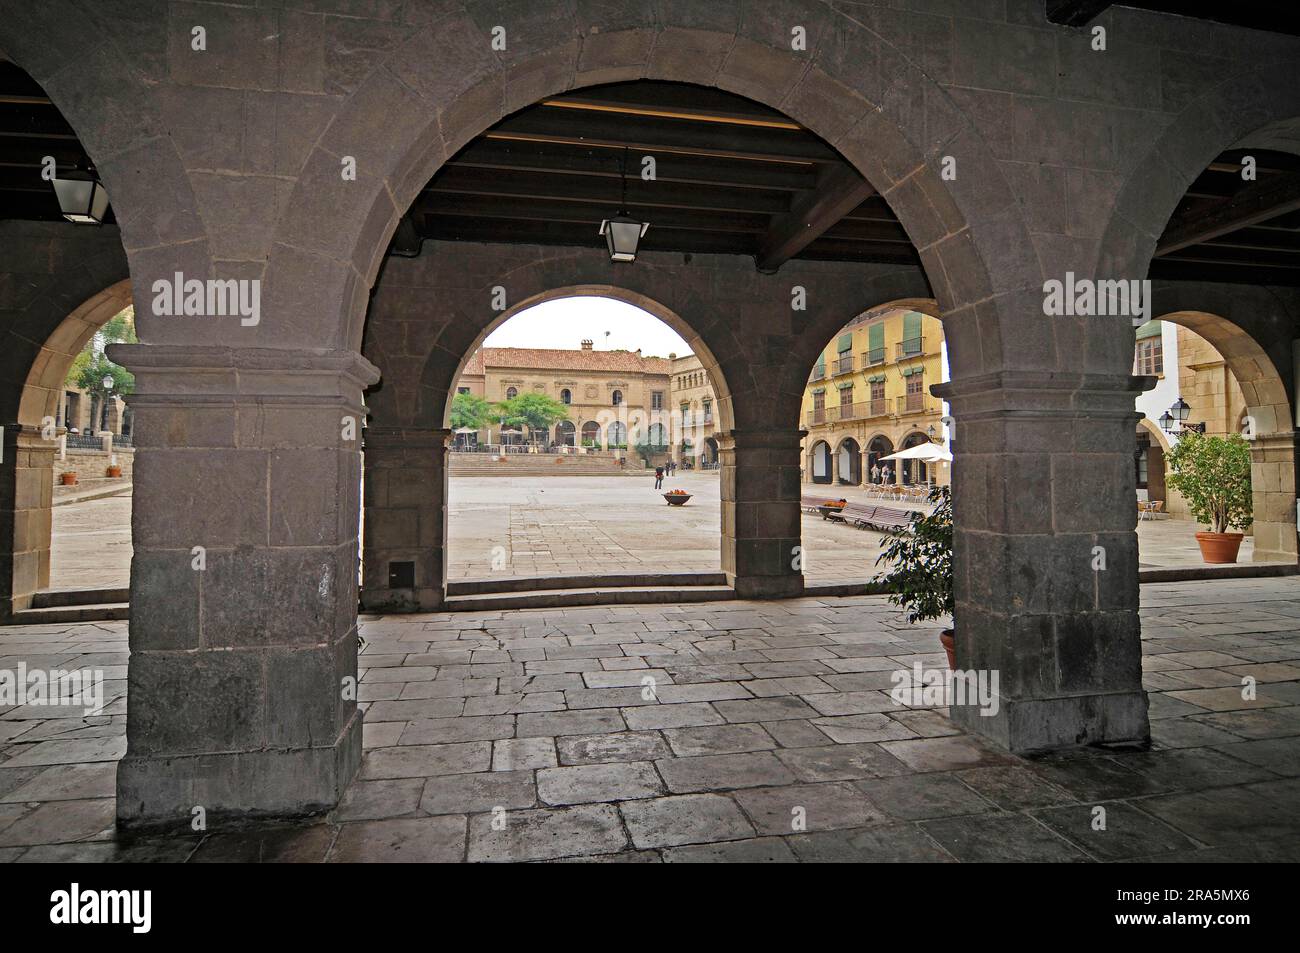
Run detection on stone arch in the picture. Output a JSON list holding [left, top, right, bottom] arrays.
[[272, 5, 1031, 368], [1100, 58, 1300, 283], [835, 436, 861, 486], [899, 430, 931, 485], [1136, 416, 1172, 455], [418, 279, 738, 434], [1145, 290, 1298, 563], [0, 18, 211, 345], [809, 439, 832, 485]]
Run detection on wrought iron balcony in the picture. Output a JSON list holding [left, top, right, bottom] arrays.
[[896, 337, 924, 359], [832, 355, 854, 375], [862, 347, 886, 366]]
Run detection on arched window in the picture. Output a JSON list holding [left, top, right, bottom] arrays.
[[505, 386, 517, 399], [607, 421, 627, 447], [561, 388, 571, 404], [612, 389, 623, 406]]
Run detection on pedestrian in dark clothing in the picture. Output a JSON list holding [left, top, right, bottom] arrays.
[[654, 465, 664, 489]]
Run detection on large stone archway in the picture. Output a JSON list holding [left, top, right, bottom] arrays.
[[1148, 283, 1299, 563], [361, 239, 931, 607]]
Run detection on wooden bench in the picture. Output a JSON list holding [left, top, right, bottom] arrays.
[[844, 503, 915, 532]]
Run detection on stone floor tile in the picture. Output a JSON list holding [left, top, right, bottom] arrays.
[[16, 836, 200, 863], [801, 690, 896, 716], [583, 669, 673, 689], [0, 736, 125, 767], [811, 713, 918, 744], [492, 737, 558, 771], [398, 714, 515, 745], [662, 836, 798, 862], [556, 730, 672, 765], [786, 824, 955, 862], [363, 697, 466, 722], [331, 778, 425, 822], [761, 719, 832, 748], [328, 816, 466, 863], [734, 781, 887, 835], [359, 741, 491, 780], [537, 761, 664, 805], [878, 734, 1016, 773], [653, 682, 753, 703], [463, 692, 566, 717], [774, 742, 912, 782], [517, 708, 626, 737], [565, 687, 658, 710], [1164, 687, 1285, 712], [712, 696, 820, 723], [1212, 738, 1300, 775], [620, 794, 755, 849], [0, 762, 115, 803], [1108, 747, 1279, 792], [421, 769, 537, 815], [622, 702, 723, 731], [1148, 718, 1244, 749], [1031, 802, 1200, 861], [190, 824, 334, 863], [468, 804, 627, 862], [955, 766, 1076, 810], [855, 773, 996, 821], [1137, 782, 1300, 847], [656, 751, 796, 793], [0, 797, 115, 847], [919, 813, 1089, 862], [1190, 707, 1300, 739], [662, 723, 776, 757]]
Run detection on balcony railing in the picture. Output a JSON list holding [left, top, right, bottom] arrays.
[[897, 393, 929, 414], [807, 407, 826, 426], [862, 347, 886, 367], [868, 397, 886, 417], [832, 355, 854, 375], [810, 366, 825, 382], [897, 337, 924, 359]]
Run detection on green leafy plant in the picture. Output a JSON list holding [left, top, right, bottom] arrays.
[[873, 485, 953, 624], [1164, 431, 1252, 533], [450, 391, 492, 430], [492, 392, 570, 446]]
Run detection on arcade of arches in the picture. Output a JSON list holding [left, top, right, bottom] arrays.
[[1, 2, 1299, 831]]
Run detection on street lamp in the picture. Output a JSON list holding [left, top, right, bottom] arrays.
[[927, 424, 937, 441], [599, 148, 649, 263], [1159, 397, 1205, 434], [100, 375, 114, 432], [52, 170, 110, 225]]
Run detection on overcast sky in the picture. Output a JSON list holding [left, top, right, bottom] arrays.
[[483, 296, 694, 358]]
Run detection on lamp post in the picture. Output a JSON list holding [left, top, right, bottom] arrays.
[[1159, 397, 1205, 435], [100, 375, 114, 432]]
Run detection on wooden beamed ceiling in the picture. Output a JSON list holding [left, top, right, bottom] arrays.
[[416, 81, 908, 270]]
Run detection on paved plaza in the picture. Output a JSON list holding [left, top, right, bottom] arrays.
[[0, 577, 1297, 862], [49, 476, 1251, 592]]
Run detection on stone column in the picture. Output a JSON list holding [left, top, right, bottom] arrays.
[[360, 426, 449, 612], [718, 429, 804, 599], [933, 372, 1150, 754], [830, 443, 840, 484], [0, 424, 55, 618], [1248, 431, 1298, 562], [109, 344, 378, 829]]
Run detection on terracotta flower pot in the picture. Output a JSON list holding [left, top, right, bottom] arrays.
[[939, 629, 956, 669], [59, 472, 77, 486], [106, 465, 122, 478], [1195, 531, 1244, 564]]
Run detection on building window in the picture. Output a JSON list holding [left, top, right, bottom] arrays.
[[612, 389, 623, 406], [506, 386, 517, 399], [1135, 337, 1163, 376], [457, 387, 470, 395], [560, 388, 571, 404], [839, 386, 853, 409], [702, 399, 713, 424], [870, 380, 885, 402], [651, 390, 663, 410]]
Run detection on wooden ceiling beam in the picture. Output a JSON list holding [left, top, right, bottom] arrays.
[[754, 163, 877, 271], [1157, 170, 1300, 256]]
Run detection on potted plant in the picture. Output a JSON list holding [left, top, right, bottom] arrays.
[[106, 463, 122, 478], [59, 471, 77, 486], [1164, 431, 1252, 563], [874, 485, 955, 667], [663, 488, 692, 506]]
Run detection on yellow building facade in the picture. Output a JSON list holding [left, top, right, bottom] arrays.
[[800, 308, 948, 487]]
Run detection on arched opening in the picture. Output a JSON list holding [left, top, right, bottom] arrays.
[[899, 432, 932, 486], [701, 437, 719, 470], [607, 420, 628, 449], [555, 420, 576, 447], [837, 437, 861, 486], [867, 435, 895, 484], [581, 420, 601, 448], [809, 441, 832, 485]]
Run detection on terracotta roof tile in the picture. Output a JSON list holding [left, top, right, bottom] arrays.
[[466, 347, 676, 375]]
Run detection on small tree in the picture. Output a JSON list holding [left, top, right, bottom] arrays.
[[873, 485, 953, 624], [67, 307, 136, 430], [1165, 431, 1252, 534], [450, 391, 492, 431], [493, 392, 570, 447]]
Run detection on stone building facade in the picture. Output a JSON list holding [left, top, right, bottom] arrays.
[[669, 352, 719, 469], [801, 307, 948, 487], [455, 341, 671, 451]]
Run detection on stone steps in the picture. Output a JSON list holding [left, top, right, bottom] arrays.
[[7, 587, 131, 624], [444, 584, 735, 612]]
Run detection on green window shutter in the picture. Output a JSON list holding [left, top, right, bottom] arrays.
[[811, 386, 825, 395], [1135, 320, 1162, 340], [902, 312, 922, 341], [871, 373, 886, 383], [838, 381, 854, 390], [815, 353, 825, 370], [868, 323, 884, 350], [837, 333, 853, 353]]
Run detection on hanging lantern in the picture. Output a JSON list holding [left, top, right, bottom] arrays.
[[52, 170, 110, 225], [598, 147, 649, 262]]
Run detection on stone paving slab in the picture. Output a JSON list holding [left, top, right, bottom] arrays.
[[1, 578, 1299, 861]]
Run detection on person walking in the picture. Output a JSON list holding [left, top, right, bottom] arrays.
[[870, 464, 881, 484], [654, 464, 664, 489]]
